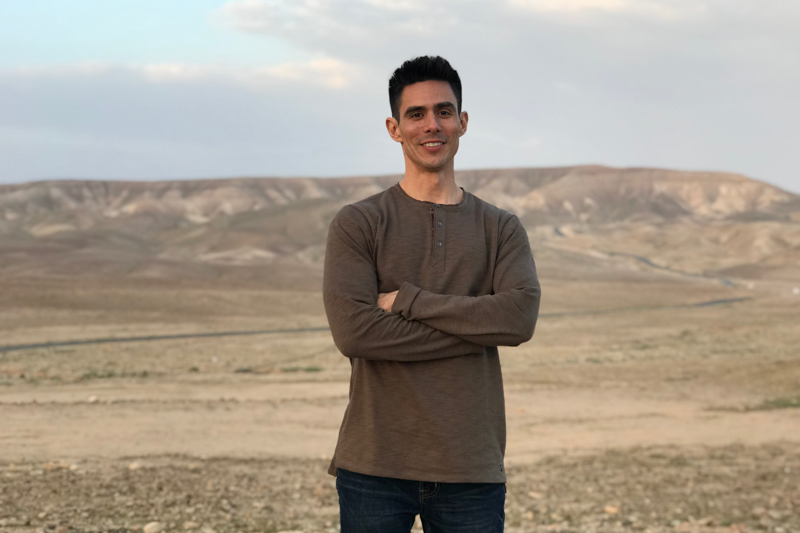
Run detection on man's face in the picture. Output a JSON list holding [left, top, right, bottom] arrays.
[[386, 80, 468, 173]]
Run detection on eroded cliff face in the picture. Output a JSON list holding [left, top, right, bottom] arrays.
[[1, 166, 798, 287]]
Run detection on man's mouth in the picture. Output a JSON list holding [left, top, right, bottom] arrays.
[[421, 142, 444, 147]]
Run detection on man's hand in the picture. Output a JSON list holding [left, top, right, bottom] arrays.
[[377, 290, 399, 312]]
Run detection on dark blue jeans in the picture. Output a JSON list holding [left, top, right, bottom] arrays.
[[336, 467, 505, 532]]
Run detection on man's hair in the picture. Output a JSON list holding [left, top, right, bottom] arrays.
[[388, 56, 462, 121]]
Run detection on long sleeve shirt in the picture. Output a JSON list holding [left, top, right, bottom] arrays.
[[322, 181, 541, 483]]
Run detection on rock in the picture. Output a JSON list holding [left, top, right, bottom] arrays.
[[604, 505, 620, 515], [128, 461, 142, 471], [528, 491, 543, 499], [183, 521, 199, 530], [87, 396, 98, 403], [143, 521, 165, 533]]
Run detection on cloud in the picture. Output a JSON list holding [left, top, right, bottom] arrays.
[[6, 59, 359, 90], [509, 0, 629, 13], [216, 0, 458, 52], [135, 60, 358, 89], [216, 0, 706, 57], [136, 64, 213, 84], [261, 58, 356, 88], [2, 0, 799, 193], [507, 0, 696, 19], [0, 61, 391, 184], [12, 63, 116, 78]]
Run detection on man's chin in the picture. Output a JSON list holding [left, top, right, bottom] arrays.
[[417, 154, 453, 171], [404, 150, 455, 173], [417, 161, 449, 173]]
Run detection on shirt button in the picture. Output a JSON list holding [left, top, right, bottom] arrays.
[[437, 221, 442, 227], [437, 241, 443, 247]]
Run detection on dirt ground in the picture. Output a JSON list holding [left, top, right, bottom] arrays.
[[1, 275, 799, 533]]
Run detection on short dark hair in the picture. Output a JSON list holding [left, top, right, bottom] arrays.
[[388, 56, 462, 121]]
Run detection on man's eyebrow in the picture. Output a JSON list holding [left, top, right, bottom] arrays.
[[402, 101, 457, 117], [403, 105, 426, 117]]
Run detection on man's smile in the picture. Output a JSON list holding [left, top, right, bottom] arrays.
[[421, 141, 445, 151]]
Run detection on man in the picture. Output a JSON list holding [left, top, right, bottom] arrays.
[[322, 55, 541, 532]]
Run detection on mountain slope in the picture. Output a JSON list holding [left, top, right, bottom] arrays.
[[1, 166, 798, 287]]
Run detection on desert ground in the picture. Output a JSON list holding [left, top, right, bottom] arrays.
[[1, 168, 799, 532], [1, 272, 798, 533]]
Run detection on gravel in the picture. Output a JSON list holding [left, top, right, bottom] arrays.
[[1, 443, 798, 533]]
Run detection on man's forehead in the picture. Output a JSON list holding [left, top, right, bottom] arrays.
[[400, 80, 456, 109]]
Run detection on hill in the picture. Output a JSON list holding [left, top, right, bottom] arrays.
[[1, 165, 798, 288]]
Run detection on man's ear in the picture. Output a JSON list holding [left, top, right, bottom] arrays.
[[458, 111, 469, 137], [386, 116, 403, 143]]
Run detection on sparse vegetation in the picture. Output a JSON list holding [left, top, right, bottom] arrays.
[[280, 366, 323, 373], [709, 397, 800, 413], [77, 369, 150, 381], [750, 397, 800, 411]]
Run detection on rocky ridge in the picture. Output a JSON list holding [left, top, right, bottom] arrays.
[[1, 166, 798, 286]]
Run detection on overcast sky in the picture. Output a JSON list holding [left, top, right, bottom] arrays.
[[1, 0, 798, 192]]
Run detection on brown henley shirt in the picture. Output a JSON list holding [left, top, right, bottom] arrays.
[[322, 182, 541, 483]]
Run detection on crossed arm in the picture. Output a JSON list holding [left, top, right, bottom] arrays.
[[323, 205, 541, 363]]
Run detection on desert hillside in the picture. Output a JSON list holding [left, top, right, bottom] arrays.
[[2, 167, 799, 533], [1, 165, 798, 286]]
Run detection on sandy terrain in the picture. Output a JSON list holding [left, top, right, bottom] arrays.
[[1, 276, 799, 533]]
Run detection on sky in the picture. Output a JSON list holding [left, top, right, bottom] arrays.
[[0, 0, 798, 192]]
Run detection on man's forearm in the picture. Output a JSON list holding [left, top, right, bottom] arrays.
[[390, 281, 541, 347], [325, 290, 487, 362]]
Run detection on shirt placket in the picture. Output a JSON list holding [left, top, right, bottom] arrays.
[[430, 203, 446, 268]]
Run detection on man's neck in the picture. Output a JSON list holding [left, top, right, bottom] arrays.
[[398, 163, 463, 205]]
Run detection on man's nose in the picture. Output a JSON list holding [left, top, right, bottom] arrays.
[[423, 113, 440, 132]]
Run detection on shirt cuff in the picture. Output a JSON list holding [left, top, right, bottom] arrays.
[[391, 281, 421, 318]]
